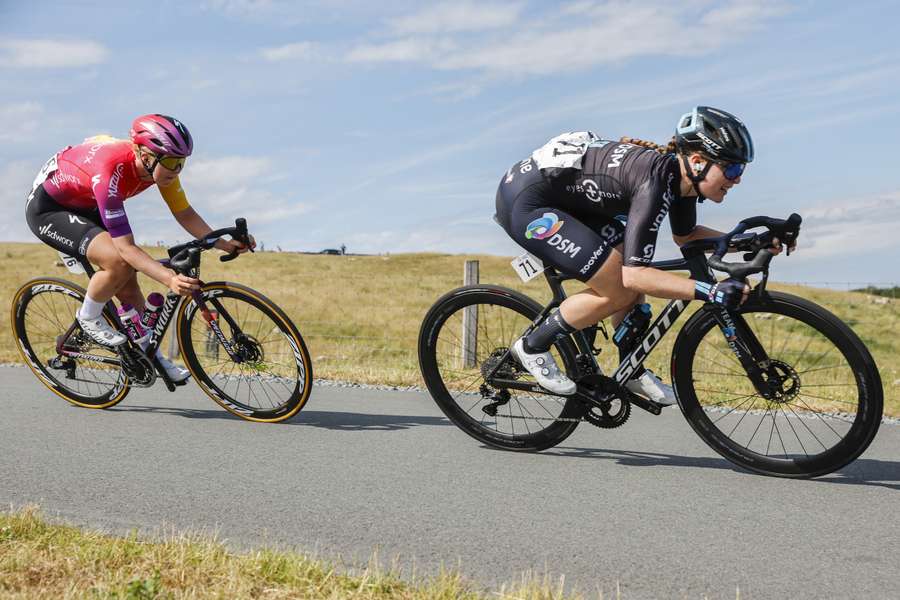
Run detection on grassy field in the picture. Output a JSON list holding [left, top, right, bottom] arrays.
[[2, 242, 897, 416], [0, 507, 603, 600]]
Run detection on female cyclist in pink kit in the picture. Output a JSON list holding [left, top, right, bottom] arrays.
[[25, 114, 255, 381]]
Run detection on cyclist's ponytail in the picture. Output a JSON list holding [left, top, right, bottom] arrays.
[[619, 136, 677, 155]]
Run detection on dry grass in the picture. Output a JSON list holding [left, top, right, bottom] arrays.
[[0, 507, 599, 600], [2, 242, 897, 416]]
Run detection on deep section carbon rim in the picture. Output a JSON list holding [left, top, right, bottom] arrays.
[[12, 279, 129, 408], [178, 284, 312, 422]]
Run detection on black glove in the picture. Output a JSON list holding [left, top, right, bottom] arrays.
[[695, 278, 747, 309]]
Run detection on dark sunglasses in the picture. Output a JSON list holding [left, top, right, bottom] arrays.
[[717, 161, 746, 181]]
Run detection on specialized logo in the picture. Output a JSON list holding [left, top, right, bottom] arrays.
[[91, 174, 101, 191], [38, 224, 74, 248], [525, 212, 564, 240], [69, 214, 87, 225]]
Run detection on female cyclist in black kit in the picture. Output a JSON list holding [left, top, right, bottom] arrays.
[[495, 106, 792, 402]]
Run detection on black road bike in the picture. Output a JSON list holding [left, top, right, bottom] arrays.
[[12, 218, 313, 423], [418, 214, 883, 478]]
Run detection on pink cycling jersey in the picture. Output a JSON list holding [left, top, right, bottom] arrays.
[[42, 138, 154, 238]]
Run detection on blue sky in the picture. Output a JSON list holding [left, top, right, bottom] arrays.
[[2, 0, 899, 285]]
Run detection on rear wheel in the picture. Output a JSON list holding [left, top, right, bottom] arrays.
[[673, 291, 882, 478], [11, 278, 130, 408], [418, 285, 584, 451]]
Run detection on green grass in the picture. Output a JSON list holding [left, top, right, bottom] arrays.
[[0, 507, 600, 600], [2, 242, 897, 416]]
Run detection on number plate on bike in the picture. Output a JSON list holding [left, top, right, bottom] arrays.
[[511, 252, 545, 282], [58, 251, 86, 275]]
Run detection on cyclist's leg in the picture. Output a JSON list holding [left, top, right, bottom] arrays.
[[84, 233, 138, 304], [25, 184, 104, 262], [25, 184, 126, 345]]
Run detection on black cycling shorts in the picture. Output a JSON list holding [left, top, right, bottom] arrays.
[[495, 160, 625, 282], [25, 183, 106, 258]]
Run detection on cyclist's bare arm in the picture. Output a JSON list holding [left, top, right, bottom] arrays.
[[173, 206, 255, 254], [621, 265, 697, 300], [111, 234, 199, 295], [672, 225, 726, 246]]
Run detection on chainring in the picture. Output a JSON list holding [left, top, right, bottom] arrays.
[[583, 396, 631, 429], [118, 346, 156, 387]]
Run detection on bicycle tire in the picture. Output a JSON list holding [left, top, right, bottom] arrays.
[[418, 285, 584, 451], [177, 281, 313, 422], [11, 277, 130, 408], [672, 291, 883, 478]]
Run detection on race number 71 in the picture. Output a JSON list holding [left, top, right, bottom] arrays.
[[511, 252, 545, 282]]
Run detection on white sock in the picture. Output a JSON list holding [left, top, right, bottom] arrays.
[[78, 295, 105, 320]]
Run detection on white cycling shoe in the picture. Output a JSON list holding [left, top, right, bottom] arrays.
[[77, 314, 127, 347], [625, 370, 677, 406], [156, 352, 191, 383], [511, 338, 576, 396]]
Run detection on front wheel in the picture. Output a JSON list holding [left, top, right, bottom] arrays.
[[672, 291, 883, 478], [177, 282, 313, 422], [418, 285, 584, 451]]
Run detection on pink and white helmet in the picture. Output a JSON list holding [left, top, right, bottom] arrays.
[[130, 114, 193, 157]]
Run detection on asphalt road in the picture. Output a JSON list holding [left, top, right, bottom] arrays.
[[2, 365, 898, 599]]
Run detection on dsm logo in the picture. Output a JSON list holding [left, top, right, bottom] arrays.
[[525, 212, 564, 240], [524, 212, 581, 258]]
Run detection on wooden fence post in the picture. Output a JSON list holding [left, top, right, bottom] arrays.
[[462, 260, 479, 368]]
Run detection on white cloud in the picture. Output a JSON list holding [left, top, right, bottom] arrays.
[[260, 41, 318, 62], [0, 102, 43, 143], [175, 155, 313, 232], [389, 1, 524, 34], [346, 0, 789, 75], [789, 192, 900, 261], [0, 39, 108, 68], [346, 38, 456, 63], [0, 161, 38, 242]]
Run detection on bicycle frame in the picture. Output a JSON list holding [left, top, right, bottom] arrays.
[[54, 255, 246, 391], [485, 245, 777, 414]]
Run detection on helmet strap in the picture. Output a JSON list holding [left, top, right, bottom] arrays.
[[139, 148, 160, 180], [682, 154, 712, 203]]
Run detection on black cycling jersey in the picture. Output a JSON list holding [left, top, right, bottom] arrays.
[[495, 132, 698, 279]]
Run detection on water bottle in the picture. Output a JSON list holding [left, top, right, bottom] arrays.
[[139, 292, 165, 330], [118, 304, 150, 349], [613, 303, 652, 350]]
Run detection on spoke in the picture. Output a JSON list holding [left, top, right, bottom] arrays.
[[711, 395, 756, 424], [796, 391, 859, 407], [692, 370, 747, 378], [795, 363, 850, 376], [782, 404, 812, 455], [790, 398, 845, 439], [746, 401, 774, 449], [726, 396, 758, 436], [785, 403, 829, 452], [699, 336, 743, 372]]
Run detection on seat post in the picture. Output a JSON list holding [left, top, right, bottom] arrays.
[[543, 268, 570, 306]]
